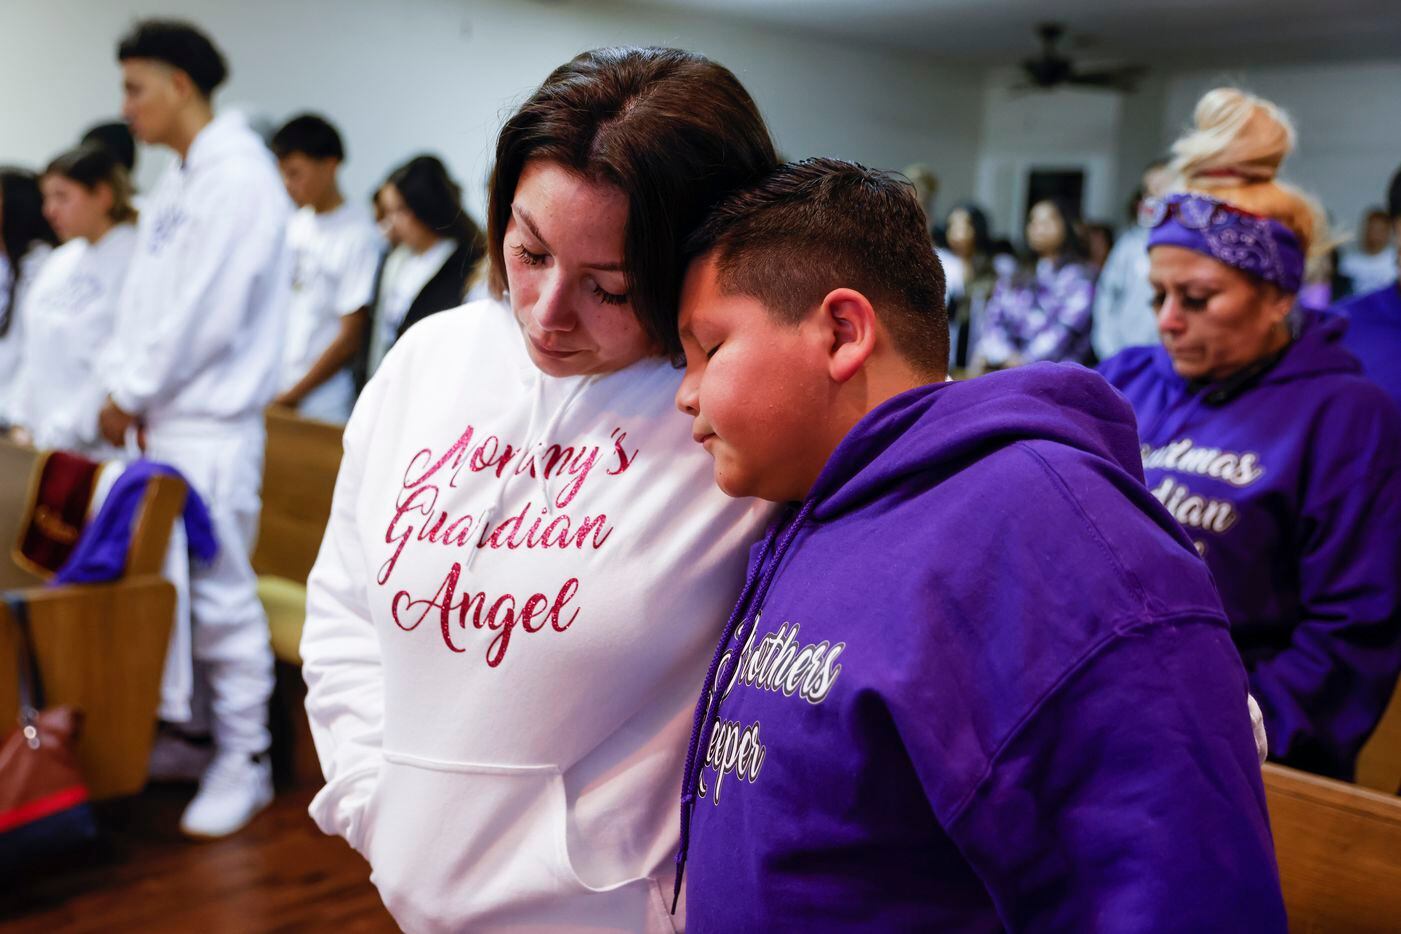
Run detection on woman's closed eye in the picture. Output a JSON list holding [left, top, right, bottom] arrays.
[[1151, 290, 1211, 311], [512, 243, 546, 266], [592, 283, 628, 306]]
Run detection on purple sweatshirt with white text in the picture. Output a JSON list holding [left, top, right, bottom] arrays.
[[680, 364, 1285, 932], [1101, 309, 1401, 781]]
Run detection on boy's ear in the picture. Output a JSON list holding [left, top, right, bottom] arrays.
[[819, 288, 878, 384], [168, 66, 197, 104]]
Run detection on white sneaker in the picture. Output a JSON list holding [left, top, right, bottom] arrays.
[[179, 752, 274, 839], [147, 732, 215, 784]]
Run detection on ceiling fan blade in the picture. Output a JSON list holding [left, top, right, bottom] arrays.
[[1068, 66, 1147, 91]]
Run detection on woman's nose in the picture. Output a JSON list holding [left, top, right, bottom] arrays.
[[532, 271, 575, 333], [1156, 296, 1186, 334]]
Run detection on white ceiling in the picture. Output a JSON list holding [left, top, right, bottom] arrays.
[[624, 0, 1401, 66]]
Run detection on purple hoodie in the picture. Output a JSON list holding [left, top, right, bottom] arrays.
[[679, 364, 1284, 932], [1333, 282, 1401, 413], [1100, 310, 1401, 780]]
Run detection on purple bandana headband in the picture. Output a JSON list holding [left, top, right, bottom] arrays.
[[1141, 192, 1304, 294]]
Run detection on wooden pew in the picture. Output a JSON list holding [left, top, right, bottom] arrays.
[[0, 441, 44, 591], [1356, 678, 1401, 795], [1264, 762, 1401, 931], [252, 407, 344, 787], [0, 441, 185, 799], [252, 407, 344, 591]]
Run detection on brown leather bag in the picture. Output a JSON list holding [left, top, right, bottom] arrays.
[[0, 593, 96, 871]]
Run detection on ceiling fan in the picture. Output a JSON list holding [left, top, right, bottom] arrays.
[[1018, 22, 1145, 92]]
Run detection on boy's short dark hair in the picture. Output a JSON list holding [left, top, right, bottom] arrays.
[[271, 114, 345, 162], [686, 158, 949, 375], [117, 19, 228, 98]]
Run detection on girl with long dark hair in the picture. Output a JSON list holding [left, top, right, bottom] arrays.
[[0, 168, 59, 424]]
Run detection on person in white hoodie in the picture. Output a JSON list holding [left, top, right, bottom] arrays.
[[300, 47, 779, 931], [0, 168, 59, 427], [269, 114, 382, 424], [9, 144, 137, 454], [98, 19, 292, 838]]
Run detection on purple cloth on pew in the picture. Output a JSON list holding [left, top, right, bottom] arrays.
[[53, 460, 217, 585]]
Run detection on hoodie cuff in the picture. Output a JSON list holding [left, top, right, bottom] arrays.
[[308, 762, 382, 854]]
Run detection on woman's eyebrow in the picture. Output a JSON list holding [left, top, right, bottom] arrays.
[[513, 204, 623, 272]]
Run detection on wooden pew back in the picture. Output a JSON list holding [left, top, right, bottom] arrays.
[[0, 441, 43, 590], [249, 409, 344, 788], [0, 446, 186, 800], [0, 577, 174, 799], [1356, 678, 1401, 795], [1264, 762, 1401, 931], [252, 408, 344, 583]]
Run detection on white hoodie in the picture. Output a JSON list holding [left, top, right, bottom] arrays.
[[105, 111, 291, 428], [301, 299, 772, 932], [0, 244, 54, 425], [12, 224, 136, 453]]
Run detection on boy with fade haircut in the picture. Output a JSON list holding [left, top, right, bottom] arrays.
[[670, 158, 1286, 931], [100, 19, 292, 837], [270, 114, 383, 423]]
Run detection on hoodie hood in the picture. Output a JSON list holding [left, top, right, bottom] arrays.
[[185, 111, 277, 174], [811, 362, 1146, 521]]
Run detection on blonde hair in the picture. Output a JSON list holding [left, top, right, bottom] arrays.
[[1168, 87, 1330, 262]]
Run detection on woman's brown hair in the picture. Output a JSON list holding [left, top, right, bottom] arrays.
[[487, 46, 778, 359], [45, 144, 138, 225]]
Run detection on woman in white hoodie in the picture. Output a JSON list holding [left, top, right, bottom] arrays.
[[10, 145, 138, 454], [301, 47, 779, 931]]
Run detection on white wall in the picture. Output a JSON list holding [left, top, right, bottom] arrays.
[[974, 67, 1124, 241], [1160, 59, 1401, 240], [0, 0, 987, 220], [970, 56, 1401, 244]]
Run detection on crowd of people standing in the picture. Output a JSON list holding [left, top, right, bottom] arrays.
[[2, 14, 1399, 933]]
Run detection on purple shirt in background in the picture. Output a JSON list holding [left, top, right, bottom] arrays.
[[1100, 309, 1401, 780], [978, 257, 1096, 366], [1333, 281, 1401, 414], [685, 364, 1284, 932]]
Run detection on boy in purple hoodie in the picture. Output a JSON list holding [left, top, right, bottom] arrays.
[[671, 159, 1285, 931]]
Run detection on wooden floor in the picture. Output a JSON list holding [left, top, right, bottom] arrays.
[[0, 783, 397, 933]]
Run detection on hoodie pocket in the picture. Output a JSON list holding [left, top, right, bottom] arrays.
[[361, 751, 678, 933]]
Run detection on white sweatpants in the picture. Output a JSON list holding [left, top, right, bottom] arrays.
[[144, 417, 274, 755]]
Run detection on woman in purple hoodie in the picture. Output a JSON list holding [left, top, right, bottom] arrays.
[[1100, 88, 1401, 781]]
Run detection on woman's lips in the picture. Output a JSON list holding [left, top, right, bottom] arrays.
[[528, 333, 582, 359]]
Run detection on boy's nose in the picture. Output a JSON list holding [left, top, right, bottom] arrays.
[[675, 370, 700, 417]]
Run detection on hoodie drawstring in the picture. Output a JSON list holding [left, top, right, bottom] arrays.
[[671, 498, 816, 914]]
